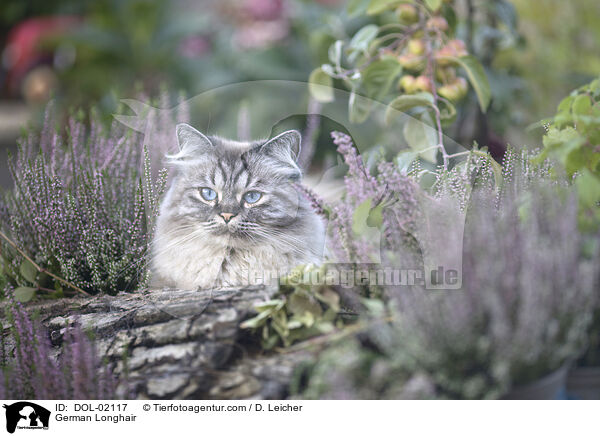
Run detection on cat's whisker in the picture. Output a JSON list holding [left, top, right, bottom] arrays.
[[123, 229, 210, 289], [239, 228, 312, 256], [116, 226, 208, 280]]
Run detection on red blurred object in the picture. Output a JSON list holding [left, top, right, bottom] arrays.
[[3, 16, 80, 96]]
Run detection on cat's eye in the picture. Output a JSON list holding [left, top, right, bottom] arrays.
[[200, 187, 217, 201], [243, 191, 262, 204]]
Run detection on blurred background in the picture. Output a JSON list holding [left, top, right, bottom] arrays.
[[1, 0, 599, 186]]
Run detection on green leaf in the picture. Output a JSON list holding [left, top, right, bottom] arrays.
[[362, 298, 386, 316], [240, 311, 271, 329], [20, 259, 38, 284], [367, 202, 384, 228], [349, 25, 379, 54], [288, 290, 323, 318], [348, 0, 371, 16], [566, 142, 594, 175], [349, 90, 372, 123], [543, 126, 581, 151], [314, 288, 340, 311], [438, 98, 457, 123], [557, 95, 574, 113], [386, 92, 434, 124], [314, 321, 336, 335], [396, 150, 419, 172], [542, 127, 586, 176], [575, 169, 600, 210], [443, 55, 491, 113], [321, 63, 335, 76], [254, 299, 285, 312], [403, 116, 438, 163], [572, 94, 593, 124], [367, 0, 405, 15], [360, 58, 402, 101], [442, 2, 457, 32], [352, 198, 372, 235], [328, 40, 343, 69], [308, 68, 335, 103], [262, 334, 280, 350], [287, 319, 303, 329], [348, 58, 401, 123], [424, 0, 442, 11], [14, 287, 37, 303]]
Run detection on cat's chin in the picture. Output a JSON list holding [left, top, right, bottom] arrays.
[[207, 226, 256, 240]]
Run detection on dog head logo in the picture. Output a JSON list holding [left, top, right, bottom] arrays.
[[3, 402, 50, 433]]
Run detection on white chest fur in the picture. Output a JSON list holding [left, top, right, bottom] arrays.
[[151, 229, 309, 290]]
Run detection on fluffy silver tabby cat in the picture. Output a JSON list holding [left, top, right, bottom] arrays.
[[152, 123, 325, 290]]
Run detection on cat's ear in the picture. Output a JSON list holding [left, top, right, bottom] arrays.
[[167, 123, 214, 162], [261, 130, 301, 161], [259, 130, 302, 179]]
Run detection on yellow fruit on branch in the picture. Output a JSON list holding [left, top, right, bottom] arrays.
[[426, 16, 449, 32], [399, 75, 419, 94], [407, 39, 426, 56], [398, 52, 425, 72], [454, 77, 468, 97], [414, 75, 433, 93], [435, 66, 457, 83], [438, 77, 469, 101], [396, 4, 419, 24], [435, 39, 468, 65]]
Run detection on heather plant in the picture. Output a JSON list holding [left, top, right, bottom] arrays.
[[243, 130, 503, 348], [295, 159, 598, 399], [0, 287, 119, 399], [0, 100, 185, 301], [532, 76, 600, 366], [319, 131, 504, 267]]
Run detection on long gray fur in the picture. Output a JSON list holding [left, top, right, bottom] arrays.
[[152, 123, 325, 290]]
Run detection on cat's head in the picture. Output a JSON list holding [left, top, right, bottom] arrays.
[[163, 123, 305, 241]]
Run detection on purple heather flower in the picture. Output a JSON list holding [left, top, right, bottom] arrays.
[[0, 96, 185, 295], [1, 286, 119, 399]]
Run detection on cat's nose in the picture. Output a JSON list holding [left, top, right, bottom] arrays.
[[219, 212, 237, 223]]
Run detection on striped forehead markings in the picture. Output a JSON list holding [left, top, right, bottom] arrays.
[[231, 164, 250, 188], [207, 154, 256, 190], [214, 160, 227, 186], [210, 165, 216, 185]]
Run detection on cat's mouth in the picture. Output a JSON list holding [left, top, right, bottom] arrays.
[[208, 223, 251, 237], [203, 219, 265, 240]]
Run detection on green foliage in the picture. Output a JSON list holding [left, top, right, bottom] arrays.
[[240, 265, 344, 349], [352, 199, 373, 235], [443, 55, 491, 113], [512, 0, 600, 125], [14, 286, 37, 303], [308, 68, 334, 103], [307, 0, 491, 167], [536, 76, 600, 229], [386, 92, 435, 121], [47, 0, 195, 115], [402, 115, 438, 162]]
